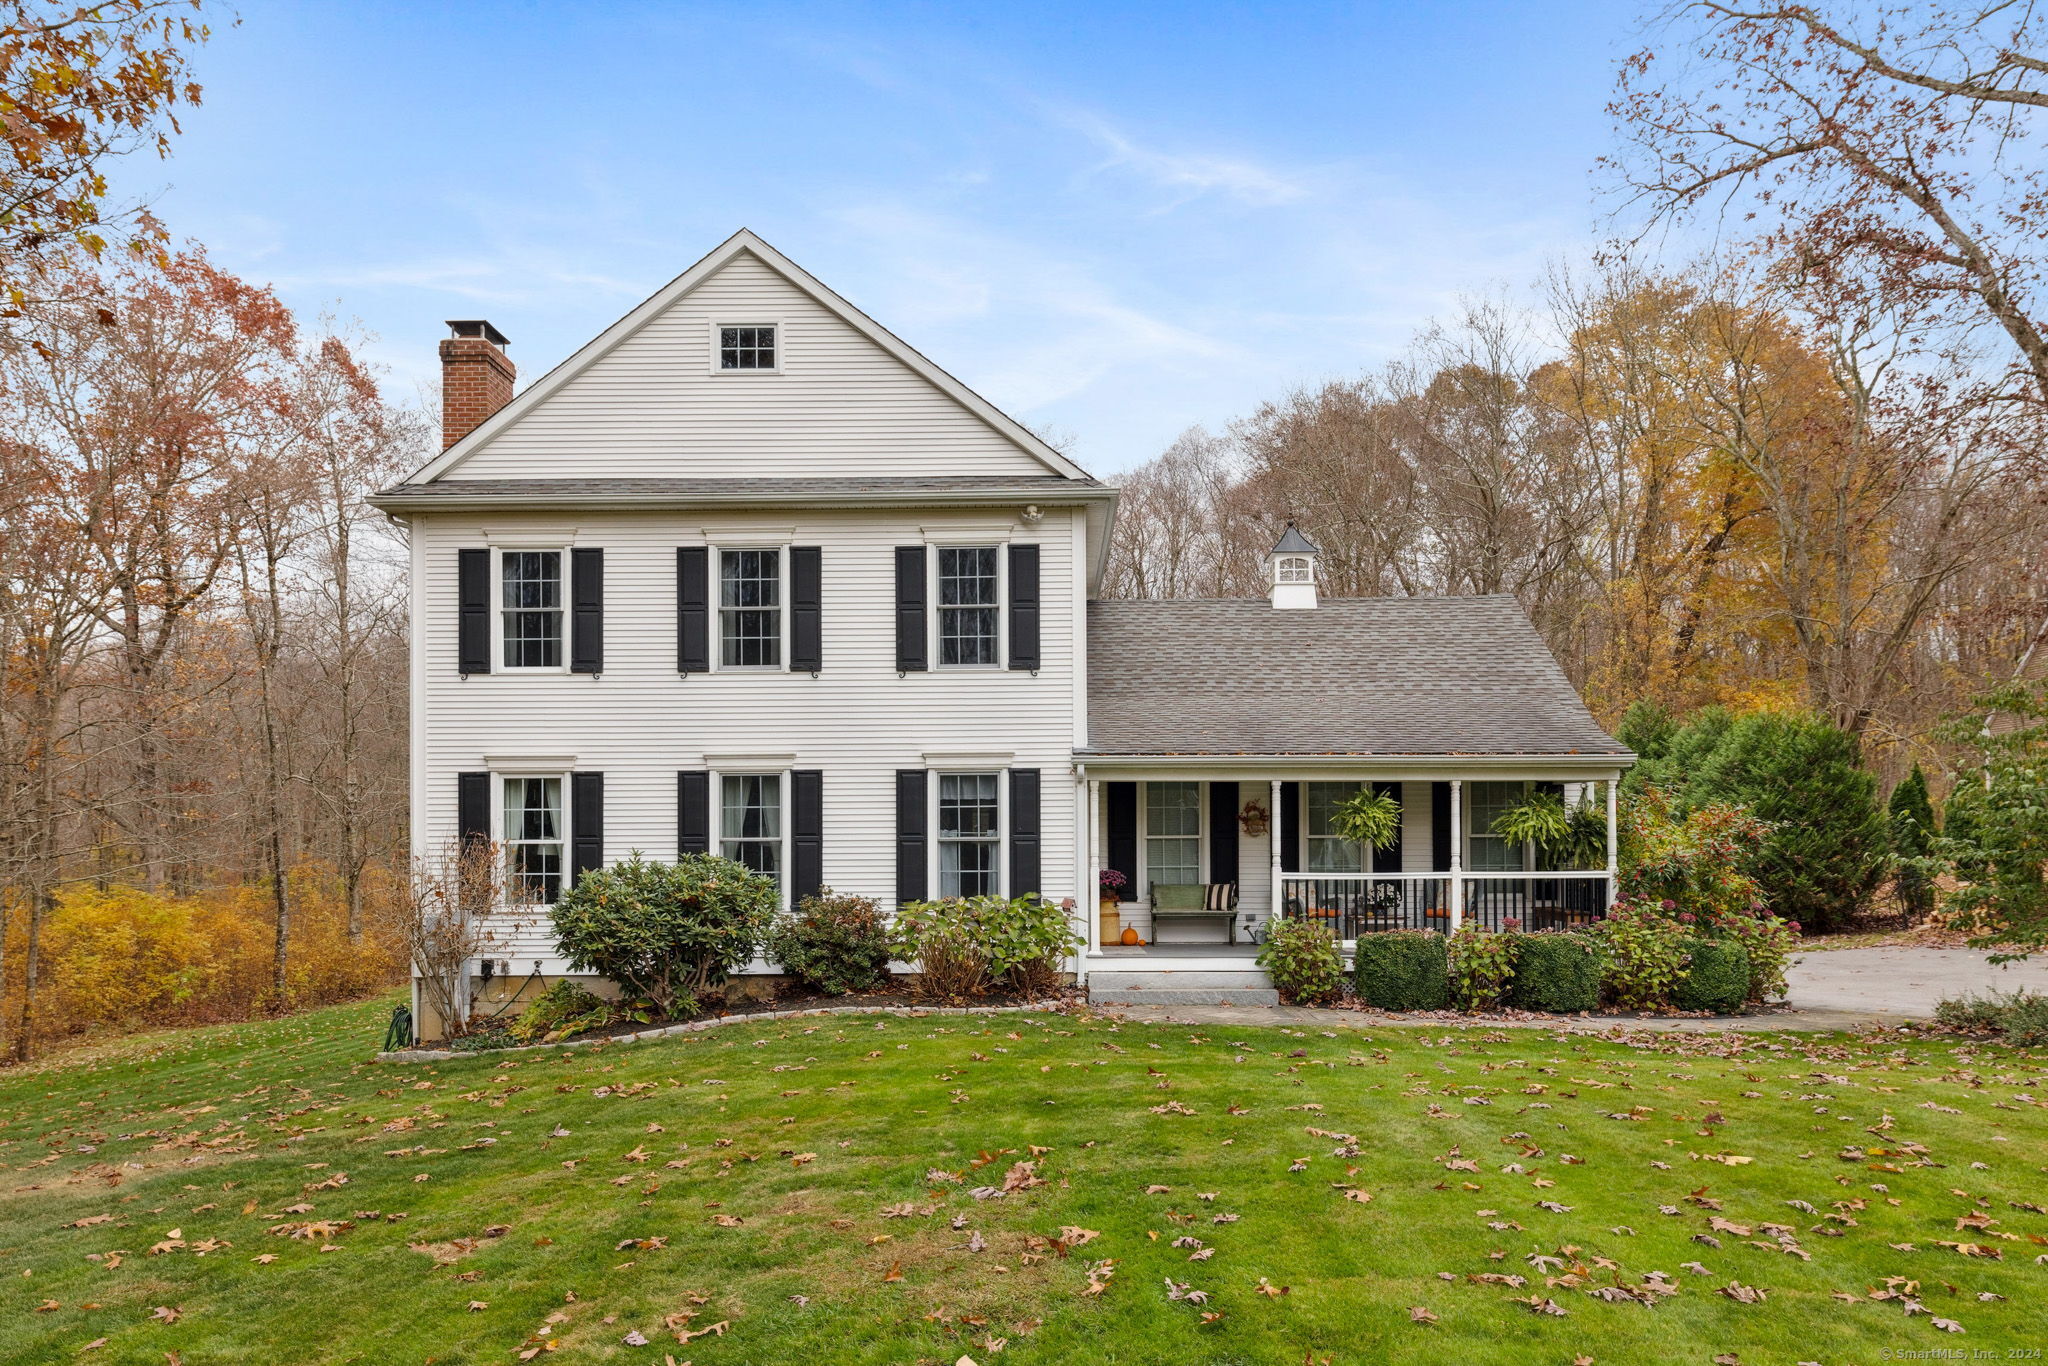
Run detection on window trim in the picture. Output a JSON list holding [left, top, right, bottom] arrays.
[[711, 543, 790, 672], [928, 541, 1005, 670], [1138, 779, 1206, 898], [494, 771, 568, 906], [712, 767, 791, 909], [707, 318, 785, 375], [929, 767, 1005, 900], [492, 545, 570, 674]]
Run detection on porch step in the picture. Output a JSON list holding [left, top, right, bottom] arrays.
[[1090, 987, 1281, 1007], [1087, 969, 1279, 1008]]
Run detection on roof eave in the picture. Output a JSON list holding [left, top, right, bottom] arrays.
[[368, 484, 1121, 515], [1075, 751, 1637, 768]]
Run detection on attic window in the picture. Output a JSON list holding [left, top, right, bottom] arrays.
[[718, 324, 777, 371], [1276, 555, 1312, 584]]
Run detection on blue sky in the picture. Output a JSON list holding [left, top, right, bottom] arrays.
[[133, 0, 1647, 473]]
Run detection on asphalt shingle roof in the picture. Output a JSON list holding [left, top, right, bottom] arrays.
[[1085, 594, 1630, 758]]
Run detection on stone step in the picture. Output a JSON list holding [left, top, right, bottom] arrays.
[[1088, 986, 1281, 1007], [1087, 970, 1273, 992]]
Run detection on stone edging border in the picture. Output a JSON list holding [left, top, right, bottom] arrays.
[[375, 999, 1068, 1063]]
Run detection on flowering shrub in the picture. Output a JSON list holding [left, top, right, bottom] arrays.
[[1592, 900, 1692, 1010], [892, 895, 1084, 999], [1255, 917, 1345, 1005], [767, 889, 892, 996], [1447, 926, 1516, 1010], [1697, 907, 1798, 1002], [1618, 787, 1772, 918]]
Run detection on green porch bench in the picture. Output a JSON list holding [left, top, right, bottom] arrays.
[[1148, 882, 1241, 944]]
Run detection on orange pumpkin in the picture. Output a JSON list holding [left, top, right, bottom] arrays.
[[1120, 926, 1141, 946]]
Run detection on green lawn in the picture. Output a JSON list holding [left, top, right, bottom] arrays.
[[2, 995, 2044, 1365]]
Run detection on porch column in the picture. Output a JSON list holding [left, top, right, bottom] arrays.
[[1604, 776, 1619, 908], [1269, 778, 1284, 920], [1448, 778, 1464, 933], [1086, 778, 1102, 954]]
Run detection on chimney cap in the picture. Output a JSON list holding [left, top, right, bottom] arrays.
[[446, 319, 509, 347], [1269, 521, 1320, 556]]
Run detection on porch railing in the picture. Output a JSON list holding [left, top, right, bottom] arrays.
[[1277, 872, 1612, 938]]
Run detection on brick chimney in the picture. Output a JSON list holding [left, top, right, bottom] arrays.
[[439, 320, 514, 450]]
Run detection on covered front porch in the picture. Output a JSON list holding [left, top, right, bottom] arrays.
[[1076, 764, 1622, 976]]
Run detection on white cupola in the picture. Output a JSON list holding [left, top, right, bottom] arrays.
[[1267, 522, 1320, 610]]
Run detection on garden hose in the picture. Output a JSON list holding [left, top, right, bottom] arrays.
[[383, 1004, 414, 1051]]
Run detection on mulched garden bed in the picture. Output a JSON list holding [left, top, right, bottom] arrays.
[[430, 985, 1085, 1057]]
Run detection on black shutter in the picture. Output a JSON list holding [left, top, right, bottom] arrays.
[[1431, 781, 1453, 872], [1106, 781, 1138, 899], [1280, 781, 1301, 873], [1008, 768, 1041, 896], [894, 546, 927, 672], [457, 771, 490, 849], [790, 546, 822, 673], [570, 771, 604, 884], [895, 769, 928, 905], [570, 547, 604, 674], [1372, 780, 1404, 874], [676, 547, 710, 673], [458, 549, 491, 675], [457, 770, 490, 906], [791, 769, 823, 904], [1007, 543, 1040, 672], [1208, 781, 1239, 886], [677, 770, 710, 856]]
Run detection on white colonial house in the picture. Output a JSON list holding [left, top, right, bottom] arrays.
[[372, 230, 1632, 1031]]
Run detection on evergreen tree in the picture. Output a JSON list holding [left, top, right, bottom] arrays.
[[1938, 682, 2048, 954], [1622, 704, 1734, 800], [1887, 763, 1938, 918], [1690, 711, 1889, 933]]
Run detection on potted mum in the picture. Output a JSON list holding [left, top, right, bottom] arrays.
[[1097, 868, 1128, 943]]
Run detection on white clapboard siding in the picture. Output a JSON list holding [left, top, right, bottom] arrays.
[[444, 251, 1055, 481], [414, 506, 1083, 961]]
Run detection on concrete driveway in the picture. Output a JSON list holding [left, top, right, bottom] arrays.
[[1091, 946, 2048, 1033], [1781, 946, 2048, 1030]]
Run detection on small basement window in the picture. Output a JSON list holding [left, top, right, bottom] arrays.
[[718, 324, 777, 371]]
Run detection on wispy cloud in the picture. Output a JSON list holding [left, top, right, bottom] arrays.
[[1049, 107, 1316, 208]]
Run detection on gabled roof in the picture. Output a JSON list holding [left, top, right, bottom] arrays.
[[401, 229, 1095, 486], [1084, 595, 1631, 759]]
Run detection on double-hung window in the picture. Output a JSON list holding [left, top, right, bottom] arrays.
[[720, 773, 783, 885], [937, 772, 1000, 897], [500, 550, 563, 669], [719, 549, 781, 668], [1468, 781, 1527, 871], [1144, 781, 1202, 888], [1305, 781, 1365, 874], [937, 546, 999, 666], [502, 776, 564, 904]]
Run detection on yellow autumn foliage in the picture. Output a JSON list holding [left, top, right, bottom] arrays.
[[1, 863, 405, 1044]]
